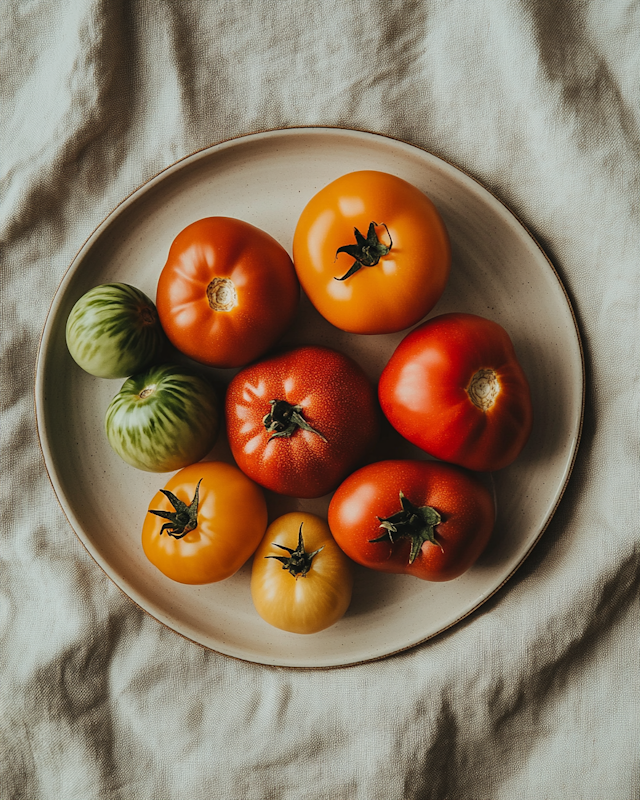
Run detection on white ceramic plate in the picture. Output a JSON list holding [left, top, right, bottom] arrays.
[[35, 128, 583, 668]]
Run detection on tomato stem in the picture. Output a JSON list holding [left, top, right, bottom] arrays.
[[149, 479, 201, 539], [370, 491, 443, 563], [334, 222, 392, 281], [266, 523, 324, 578], [263, 399, 327, 442]]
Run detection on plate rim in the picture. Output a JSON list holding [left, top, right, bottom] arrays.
[[34, 125, 585, 669]]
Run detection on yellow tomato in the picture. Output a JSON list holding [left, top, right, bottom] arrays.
[[250, 512, 353, 634], [142, 462, 268, 584]]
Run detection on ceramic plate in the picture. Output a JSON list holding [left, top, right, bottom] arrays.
[[35, 128, 583, 668]]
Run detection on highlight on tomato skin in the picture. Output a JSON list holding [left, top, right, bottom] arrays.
[[141, 461, 268, 585], [225, 344, 380, 499], [156, 216, 300, 369], [292, 170, 451, 334], [327, 459, 495, 582], [378, 312, 534, 472], [250, 512, 354, 634]]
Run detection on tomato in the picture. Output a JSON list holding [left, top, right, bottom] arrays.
[[378, 313, 533, 472], [66, 283, 164, 378], [292, 170, 450, 334], [142, 462, 267, 584], [328, 460, 494, 582], [156, 217, 299, 368], [225, 345, 379, 498], [250, 512, 353, 634], [105, 364, 219, 472]]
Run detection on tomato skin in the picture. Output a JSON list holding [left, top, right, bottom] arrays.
[[328, 460, 495, 582], [378, 313, 533, 472], [225, 345, 379, 498], [142, 462, 267, 584], [251, 512, 353, 634], [156, 217, 299, 368], [292, 171, 450, 334]]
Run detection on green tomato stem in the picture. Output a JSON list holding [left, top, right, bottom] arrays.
[[149, 479, 202, 539], [370, 491, 443, 563], [334, 222, 392, 281], [265, 523, 324, 578]]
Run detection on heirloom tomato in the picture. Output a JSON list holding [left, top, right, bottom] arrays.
[[105, 364, 219, 472], [225, 345, 379, 498], [292, 170, 450, 334], [378, 313, 533, 472], [251, 512, 353, 634], [66, 283, 164, 378], [142, 461, 267, 584], [156, 217, 299, 368], [328, 460, 495, 582]]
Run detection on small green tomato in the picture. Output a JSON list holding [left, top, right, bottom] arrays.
[[105, 364, 220, 472], [66, 283, 164, 378]]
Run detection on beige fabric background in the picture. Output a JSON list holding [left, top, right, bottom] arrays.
[[2, 1, 639, 798]]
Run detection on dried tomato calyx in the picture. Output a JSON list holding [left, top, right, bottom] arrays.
[[370, 491, 443, 563], [148, 479, 201, 539], [263, 399, 327, 442], [334, 221, 392, 281], [266, 523, 324, 578]]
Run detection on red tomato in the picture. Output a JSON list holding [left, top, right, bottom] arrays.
[[378, 313, 533, 472], [225, 345, 379, 498], [293, 170, 450, 334], [156, 217, 299, 368], [328, 459, 495, 581]]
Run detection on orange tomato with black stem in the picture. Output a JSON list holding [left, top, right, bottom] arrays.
[[225, 345, 379, 498], [292, 170, 450, 334], [378, 313, 533, 472], [141, 461, 268, 584], [156, 217, 299, 368], [328, 459, 495, 582]]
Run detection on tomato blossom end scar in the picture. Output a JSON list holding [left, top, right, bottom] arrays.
[[466, 369, 500, 411], [207, 277, 237, 312]]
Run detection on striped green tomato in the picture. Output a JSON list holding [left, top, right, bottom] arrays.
[[66, 283, 164, 378], [105, 365, 220, 472]]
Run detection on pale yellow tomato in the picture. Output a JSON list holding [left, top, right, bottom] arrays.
[[250, 512, 353, 634]]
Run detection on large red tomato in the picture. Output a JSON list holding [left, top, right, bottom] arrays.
[[156, 217, 299, 368], [225, 345, 379, 498], [328, 459, 495, 582], [378, 313, 533, 472], [292, 170, 451, 334]]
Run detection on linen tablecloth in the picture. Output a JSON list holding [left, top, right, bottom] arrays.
[[2, 1, 638, 797]]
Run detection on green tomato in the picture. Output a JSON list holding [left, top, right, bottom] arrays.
[[66, 283, 164, 378], [105, 365, 220, 472]]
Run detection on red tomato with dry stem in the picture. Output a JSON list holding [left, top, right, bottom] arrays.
[[328, 460, 495, 582], [225, 345, 379, 498], [293, 170, 451, 334], [156, 217, 299, 368], [378, 313, 533, 472]]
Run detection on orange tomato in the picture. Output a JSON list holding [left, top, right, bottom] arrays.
[[141, 462, 267, 584], [292, 171, 450, 334]]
